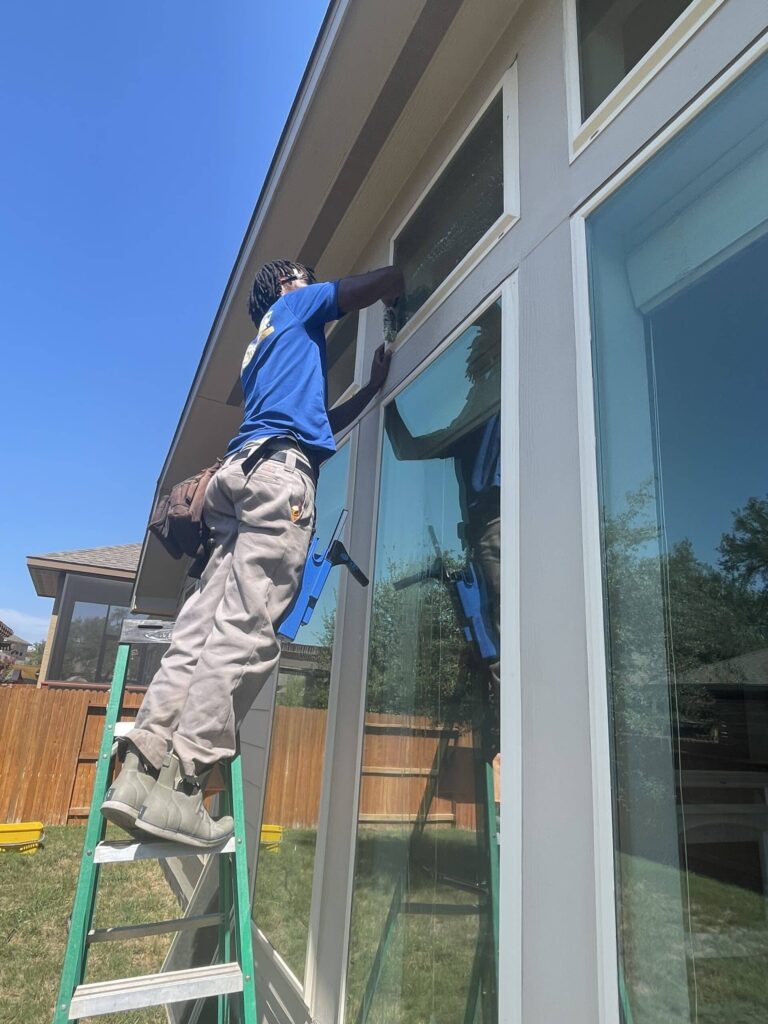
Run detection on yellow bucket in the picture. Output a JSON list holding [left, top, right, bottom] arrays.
[[0, 821, 45, 855], [259, 823, 283, 852]]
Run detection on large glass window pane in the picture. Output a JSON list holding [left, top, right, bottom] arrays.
[[577, 0, 693, 118], [59, 601, 130, 683], [345, 303, 501, 1023], [394, 94, 503, 329], [253, 444, 351, 982], [587, 53, 768, 1024]]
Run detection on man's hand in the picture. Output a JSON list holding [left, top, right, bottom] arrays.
[[368, 343, 391, 393], [328, 344, 392, 435]]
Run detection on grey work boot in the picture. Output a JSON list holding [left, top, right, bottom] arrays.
[[135, 751, 234, 849], [101, 750, 158, 833]]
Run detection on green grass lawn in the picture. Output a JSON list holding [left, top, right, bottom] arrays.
[[0, 825, 178, 1024], [618, 853, 768, 1024]]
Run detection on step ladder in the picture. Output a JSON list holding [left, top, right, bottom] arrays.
[[52, 638, 257, 1024], [54, 508, 367, 1023]]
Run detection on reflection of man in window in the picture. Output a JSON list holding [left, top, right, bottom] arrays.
[[384, 318, 501, 720]]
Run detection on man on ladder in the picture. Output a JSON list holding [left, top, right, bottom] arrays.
[[102, 260, 403, 848]]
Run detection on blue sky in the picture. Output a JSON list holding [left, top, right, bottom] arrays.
[[0, 2, 328, 641]]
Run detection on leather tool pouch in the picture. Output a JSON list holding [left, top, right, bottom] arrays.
[[148, 459, 222, 577]]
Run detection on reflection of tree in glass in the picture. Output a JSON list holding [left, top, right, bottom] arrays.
[[307, 556, 482, 721], [349, 557, 485, 723], [604, 484, 768, 820], [60, 614, 107, 682]]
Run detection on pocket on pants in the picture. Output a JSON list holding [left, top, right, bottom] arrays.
[[241, 459, 314, 531]]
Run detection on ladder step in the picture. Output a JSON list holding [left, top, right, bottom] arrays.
[[69, 962, 243, 1018], [88, 912, 222, 944], [94, 836, 235, 863]]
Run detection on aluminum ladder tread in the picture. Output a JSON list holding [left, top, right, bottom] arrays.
[[69, 962, 243, 1018], [94, 836, 236, 863]]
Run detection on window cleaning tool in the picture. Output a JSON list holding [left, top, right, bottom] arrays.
[[53, 510, 367, 1022]]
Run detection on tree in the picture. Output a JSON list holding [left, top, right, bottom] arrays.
[[719, 494, 768, 588], [26, 641, 46, 667]]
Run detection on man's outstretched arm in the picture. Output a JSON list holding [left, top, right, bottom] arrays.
[[337, 266, 404, 314], [328, 344, 391, 435]]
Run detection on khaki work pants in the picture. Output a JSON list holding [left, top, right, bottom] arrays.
[[131, 442, 315, 777]]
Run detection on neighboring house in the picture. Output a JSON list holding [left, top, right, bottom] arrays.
[[125, 3, 768, 1023], [26, 543, 161, 687]]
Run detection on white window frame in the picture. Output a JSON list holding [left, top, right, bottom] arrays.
[[563, 0, 728, 161], [387, 63, 519, 350], [335, 273, 522, 1024], [570, 33, 768, 1024]]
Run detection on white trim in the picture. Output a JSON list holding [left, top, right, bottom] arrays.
[[564, 0, 729, 161], [304, 430, 357, 1008], [576, 31, 768, 219], [498, 271, 522, 1024], [570, 213, 621, 1024], [388, 63, 520, 350]]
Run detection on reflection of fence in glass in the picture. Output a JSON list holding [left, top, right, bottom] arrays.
[[260, 708, 479, 830]]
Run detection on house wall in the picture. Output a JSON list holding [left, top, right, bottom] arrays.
[[146, 0, 768, 1021]]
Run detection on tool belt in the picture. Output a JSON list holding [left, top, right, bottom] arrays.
[[148, 458, 222, 576]]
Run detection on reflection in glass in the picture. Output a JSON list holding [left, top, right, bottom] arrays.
[[345, 303, 501, 1023], [588, 53, 768, 1023], [252, 445, 350, 982], [328, 312, 359, 407], [59, 601, 128, 683], [577, 0, 693, 117], [394, 94, 503, 328]]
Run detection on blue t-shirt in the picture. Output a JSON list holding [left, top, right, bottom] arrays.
[[226, 280, 341, 460]]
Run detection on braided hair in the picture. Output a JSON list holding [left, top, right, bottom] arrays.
[[247, 260, 316, 325]]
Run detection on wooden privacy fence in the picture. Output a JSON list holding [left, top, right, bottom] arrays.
[[0, 683, 143, 825], [0, 685, 483, 830]]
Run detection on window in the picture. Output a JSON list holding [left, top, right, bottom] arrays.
[[252, 444, 351, 983], [58, 601, 126, 683], [577, 0, 695, 117], [345, 302, 501, 1023], [586, 52, 768, 1023], [327, 311, 359, 407], [392, 67, 517, 334], [51, 576, 161, 686]]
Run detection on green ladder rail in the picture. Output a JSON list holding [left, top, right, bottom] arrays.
[[53, 631, 258, 1024]]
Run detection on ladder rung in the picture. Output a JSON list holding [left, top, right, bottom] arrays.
[[94, 836, 235, 863], [88, 912, 222, 944], [114, 722, 135, 737], [68, 962, 243, 1018]]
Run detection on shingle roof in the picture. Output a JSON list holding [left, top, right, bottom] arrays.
[[30, 543, 142, 572]]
